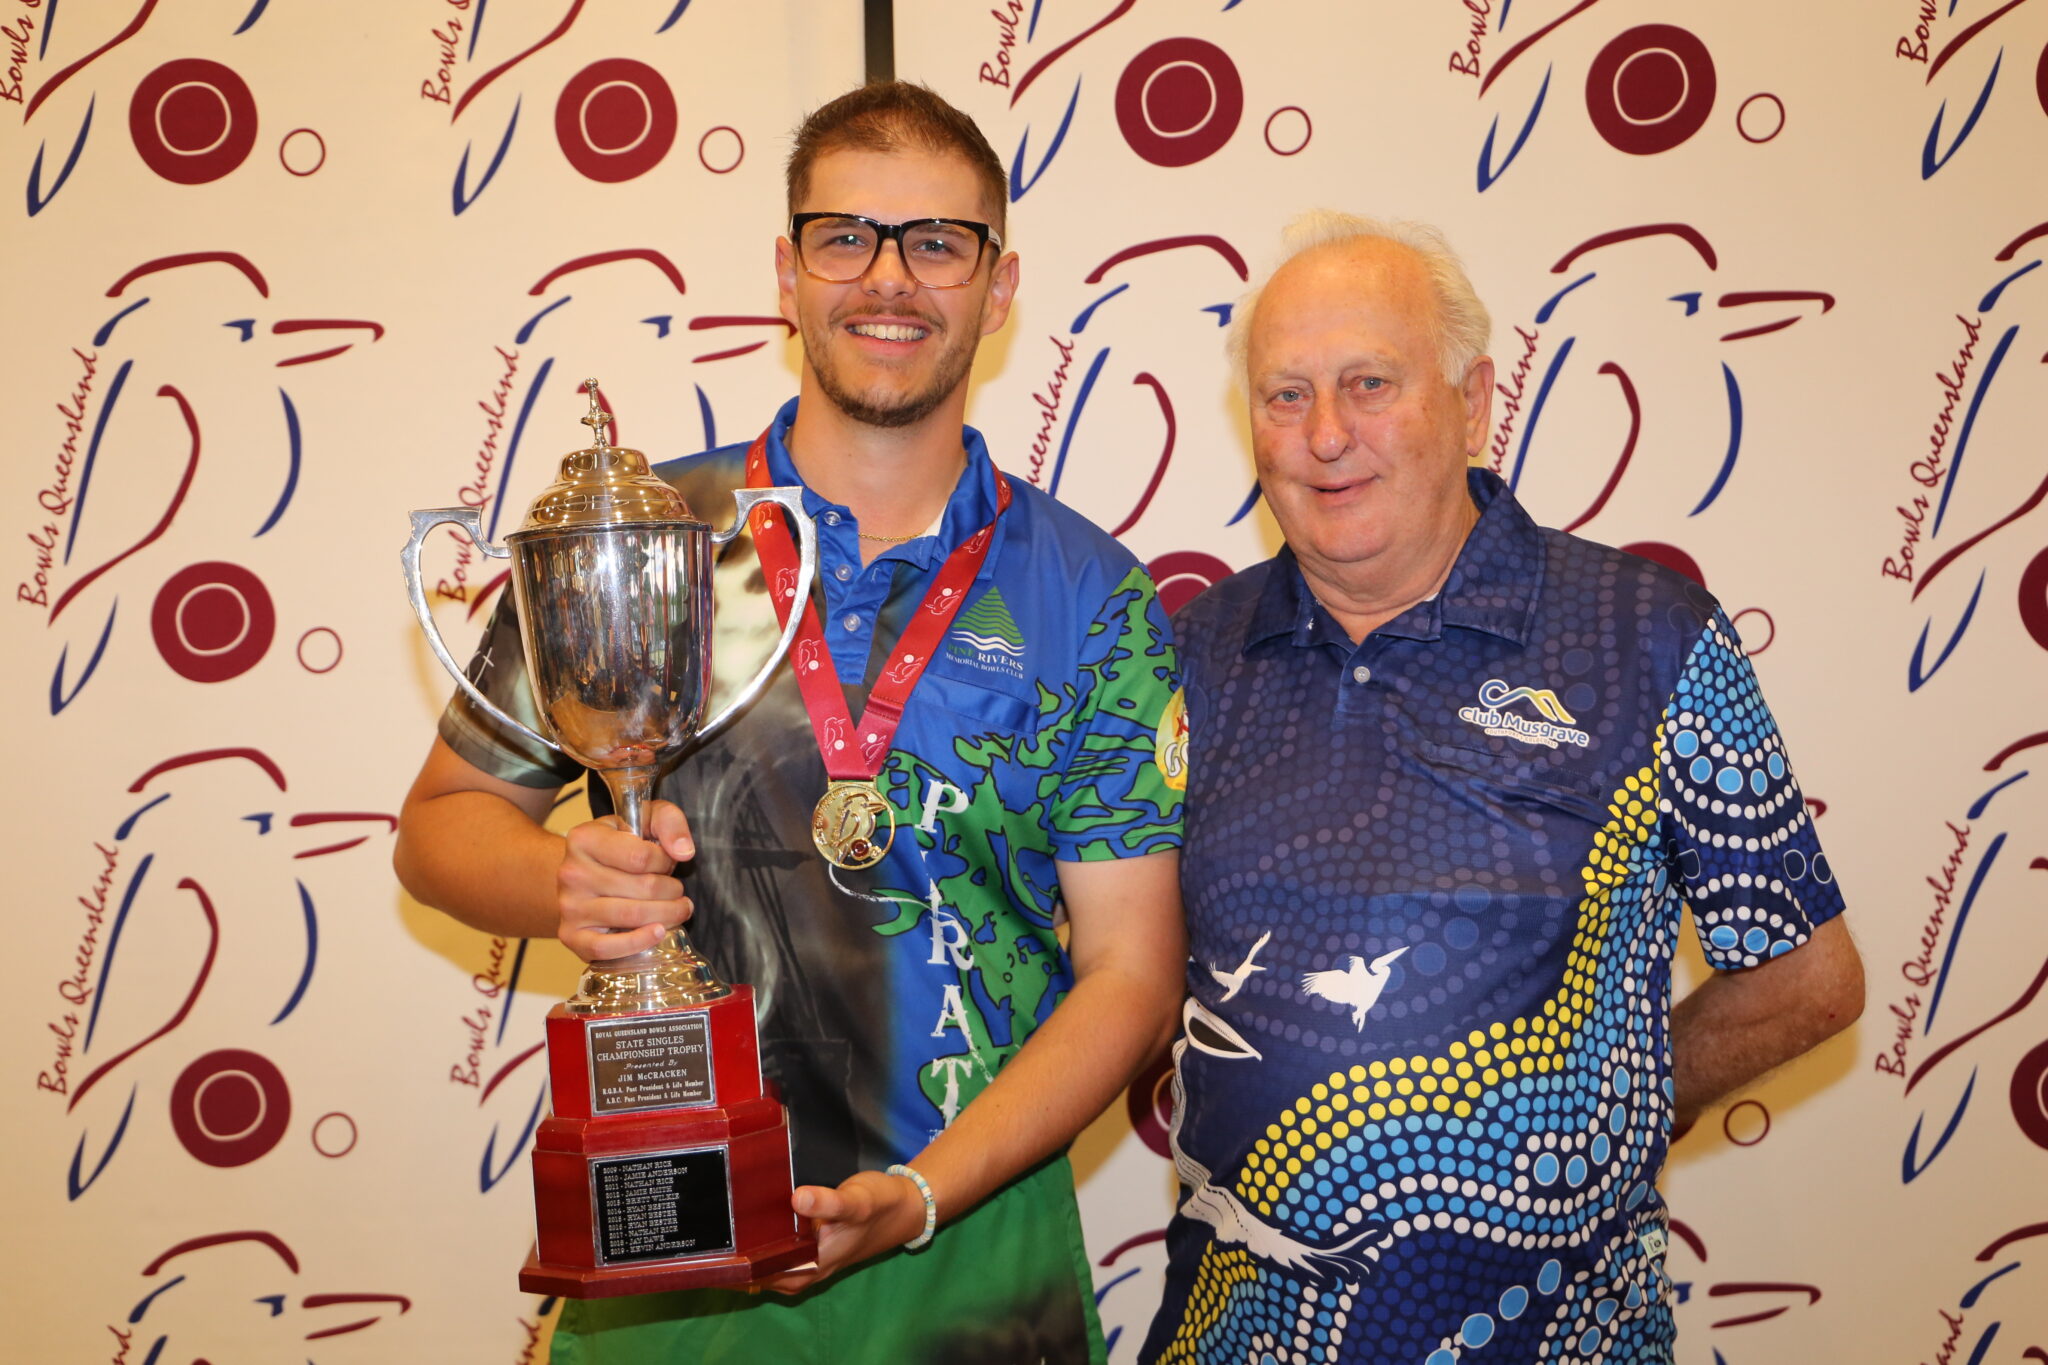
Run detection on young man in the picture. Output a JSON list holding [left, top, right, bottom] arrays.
[[1141, 214, 1861, 1363], [395, 83, 1187, 1364]]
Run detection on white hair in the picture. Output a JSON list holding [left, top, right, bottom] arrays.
[[1226, 211, 1493, 388]]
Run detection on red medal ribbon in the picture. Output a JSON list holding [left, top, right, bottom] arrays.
[[745, 429, 1010, 782]]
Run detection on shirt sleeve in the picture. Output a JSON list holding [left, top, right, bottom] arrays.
[[1660, 608, 1846, 970], [1048, 565, 1187, 861], [436, 589, 586, 789]]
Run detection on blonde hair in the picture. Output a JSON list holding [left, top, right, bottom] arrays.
[[1227, 211, 1492, 387]]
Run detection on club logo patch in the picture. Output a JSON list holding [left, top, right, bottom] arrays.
[[1458, 678, 1592, 749], [946, 586, 1026, 679], [1155, 688, 1189, 791]]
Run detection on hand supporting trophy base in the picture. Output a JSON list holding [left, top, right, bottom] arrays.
[[520, 774, 813, 1297], [403, 381, 819, 1296]]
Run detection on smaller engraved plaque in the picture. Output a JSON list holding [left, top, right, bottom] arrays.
[[588, 1013, 716, 1115], [590, 1148, 735, 1266]]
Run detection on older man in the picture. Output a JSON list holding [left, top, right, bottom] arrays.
[[1140, 214, 1862, 1364]]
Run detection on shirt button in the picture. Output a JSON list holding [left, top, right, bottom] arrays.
[[823, 510, 842, 526], [842, 613, 861, 632], [833, 563, 852, 582], [1352, 665, 1372, 684]]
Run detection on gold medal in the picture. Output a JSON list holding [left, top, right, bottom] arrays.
[[811, 780, 896, 870], [747, 431, 1009, 877]]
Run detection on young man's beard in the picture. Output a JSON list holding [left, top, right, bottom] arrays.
[[805, 314, 979, 430]]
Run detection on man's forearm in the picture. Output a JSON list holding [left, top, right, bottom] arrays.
[[906, 957, 1181, 1223], [393, 789, 567, 939], [1669, 915, 1863, 1133]]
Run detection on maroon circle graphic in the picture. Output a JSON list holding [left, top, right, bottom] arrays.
[[1728, 606, 1777, 656], [1148, 550, 1234, 615], [312, 1111, 359, 1158], [1737, 92, 1785, 144], [279, 127, 326, 176], [698, 125, 744, 174], [2036, 39, 2048, 118], [1264, 106, 1312, 156], [129, 59, 258, 184], [297, 625, 344, 673], [555, 59, 677, 182], [2020, 545, 2048, 651], [1115, 38, 1244, 168], [151, 562, 277, 683], [1722, 1099, 1770, 1146], [1585, 25, 1716, 156], [2012, 1038, 2048, 1149], [1124, 1052, 1175, 1159], [171, 1049, 291, 1167], [1618, 541, 1705, 587]]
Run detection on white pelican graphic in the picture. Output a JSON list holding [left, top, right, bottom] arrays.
[[1181, 994, 1263, 1062], [1301, 946, 1409, 1030], [1166, 1030, 1385, 1282], [1207, 929, 1272, 1001]]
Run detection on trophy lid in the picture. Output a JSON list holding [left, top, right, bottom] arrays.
[[508, 379, 704, 537]]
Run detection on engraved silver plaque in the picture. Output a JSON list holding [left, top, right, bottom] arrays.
[[587, 1012, 716, 1115], [589, 1146, 736, 1266]]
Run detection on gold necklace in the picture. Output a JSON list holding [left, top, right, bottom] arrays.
[[858, 529, 921, 544]]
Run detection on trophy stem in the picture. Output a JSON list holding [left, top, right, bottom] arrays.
[[610, 765, 657, 841], [565, 770, 734, 1015]]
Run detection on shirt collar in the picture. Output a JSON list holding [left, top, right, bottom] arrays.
[[1438, 467, 1542, 645], [1241, 467, 1543, 654], [761, 397, 1001, 570], [1245, 545, 1321, 652]]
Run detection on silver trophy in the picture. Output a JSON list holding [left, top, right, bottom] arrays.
[[402, 379, 815, 1015]]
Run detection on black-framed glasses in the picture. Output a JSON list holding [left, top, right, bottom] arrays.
[[789, 213, 1002, 289]]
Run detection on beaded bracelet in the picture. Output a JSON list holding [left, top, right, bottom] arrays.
[[885, 1162, 937, 1251]]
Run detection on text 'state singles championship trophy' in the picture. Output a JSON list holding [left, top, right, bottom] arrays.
[[402, 381, 819, 1295]]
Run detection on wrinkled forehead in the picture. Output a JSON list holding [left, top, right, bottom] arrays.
[[1249, 245, 1439, 376]]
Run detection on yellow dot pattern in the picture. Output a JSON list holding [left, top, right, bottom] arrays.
[[1164, 750, 1666, 1360], [1155, 1243, 1257, 1362], [1231, 758, 1660, 1218]]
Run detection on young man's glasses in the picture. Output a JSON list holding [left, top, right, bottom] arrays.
[[789, 214, 1002, 289]]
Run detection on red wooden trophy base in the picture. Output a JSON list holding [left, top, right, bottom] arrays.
[[520, 984, 816, 1298]]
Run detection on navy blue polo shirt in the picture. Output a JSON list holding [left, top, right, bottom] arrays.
[[1142, 469, 1844, 1365]]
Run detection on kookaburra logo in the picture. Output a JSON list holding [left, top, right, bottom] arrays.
[[1458, 678, 1592, 749]]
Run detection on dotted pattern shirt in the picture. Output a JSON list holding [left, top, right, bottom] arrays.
[[1140, 469, 1844, 1365]]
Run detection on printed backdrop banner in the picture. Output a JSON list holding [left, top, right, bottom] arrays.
[[4, 1, 2044, 1361]]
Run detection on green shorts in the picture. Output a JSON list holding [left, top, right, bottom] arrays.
[[550, 1154, 1105, 1365]]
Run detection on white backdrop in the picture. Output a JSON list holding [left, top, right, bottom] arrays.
[[5, 2, 2045, 1361]]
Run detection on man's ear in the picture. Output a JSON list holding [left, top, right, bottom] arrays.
[[979, 251, 1020, 338], [1460, 355, 1496, 459], [775, 236, 799, 328]]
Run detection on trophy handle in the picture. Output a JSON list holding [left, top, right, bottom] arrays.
[[692, 486, 816, 751], [401, 506, 563, 755]]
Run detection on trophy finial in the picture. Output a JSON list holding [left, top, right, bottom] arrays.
[[580, 378, 613, 449]]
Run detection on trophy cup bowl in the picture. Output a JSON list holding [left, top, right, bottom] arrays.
[[506, 512, 723, 1014], [402, 381, 819, 1294]]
